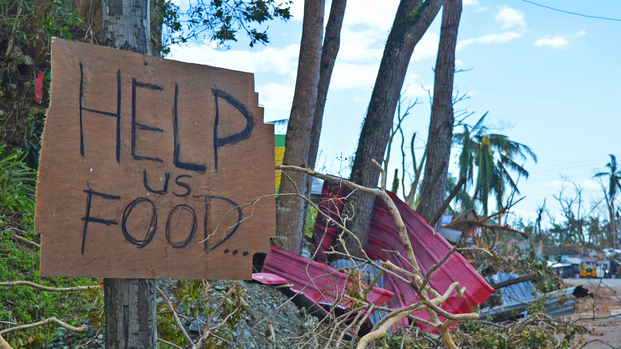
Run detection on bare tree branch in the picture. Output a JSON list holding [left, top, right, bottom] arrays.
[[0, 281, 100, 292], [0, 317, 85, 335]]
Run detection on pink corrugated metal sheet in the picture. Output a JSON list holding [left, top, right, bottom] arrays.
[[252, 272, 289, 285], [263, 245, 394, 310], [312, 183, 494, 331]]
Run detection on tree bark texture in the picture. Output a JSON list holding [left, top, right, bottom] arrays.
[[307, 0, 347, 170], [102, 0, 152, 54], [344, 0, 443, 257], [149, 0, 163, 56], [104, 278, 157, 349], [275, 0, 325, 254], [417, 0, 462, 224], [102, 1, 157, 347]]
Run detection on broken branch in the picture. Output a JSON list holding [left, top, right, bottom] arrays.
[[0, 317, 85, 335], [0, 281, 100, 292]]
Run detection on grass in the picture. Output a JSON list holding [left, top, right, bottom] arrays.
[[0, 148, 103, 348]]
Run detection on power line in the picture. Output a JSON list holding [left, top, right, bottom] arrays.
[[527, 173, 596, 182], [528, 158, 607, 172], [528, 163, 605, 175], [521, 0, 621, 22]]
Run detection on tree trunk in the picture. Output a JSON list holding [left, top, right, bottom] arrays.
[[102, 0, 152, 54], [307, 0, 347, 171], [611, 202, 616, 248], [275, 0, 325, 255], [344, 0, 442, 257], [101, 1, 157, 347], [149, 0, 163, 56], [417, 0, 462, 224], [104, 279, 157, 348]]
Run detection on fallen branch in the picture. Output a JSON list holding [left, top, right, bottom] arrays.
[[157, 338, 183, 349], [0, 334, 13, 349], [430, 176, 467, 226], [0, 317, 85, 335], [0, 281, 100, 292], [157, 283, 241, 349], [1, 228, 41, 249], [488, 272, 537, 290], [156, 286, 194, 346], [277, 162, 482, 349], [10, 234, 40, 249], [576, 339, 616, 349]]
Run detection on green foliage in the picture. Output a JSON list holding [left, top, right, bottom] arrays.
[[305, 205, 317, 239], [1, 0, 82, 158], [594, 154, 621, 205], [453, 113, 537, 215], [381, 331, 429, 348], [0, 146, 37, 225], [38, 0, 84, 41], [157, 0, 292, 54], [0, 227, 102, 347], [157, 280, 248, 348], [526, 258, 560, 294], [1, 0, 83, 52], [0, 146, 102, 348], [457, 319, 571, 349]]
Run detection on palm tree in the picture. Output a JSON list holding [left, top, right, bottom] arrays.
[[594, 154, 621, 247], [453, 114, 537, 215]]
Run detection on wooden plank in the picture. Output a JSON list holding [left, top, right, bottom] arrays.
[[36, 38, 275, 279]]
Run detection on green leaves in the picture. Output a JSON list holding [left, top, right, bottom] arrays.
[[157, 280, 248, 348], [158, 0, 292, 53], [452, 114, 537, 215], [594, 154, 621, 204], [0, 146, 37, 225]]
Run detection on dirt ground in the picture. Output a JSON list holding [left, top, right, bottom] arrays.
[[564, 279, 621, 348]]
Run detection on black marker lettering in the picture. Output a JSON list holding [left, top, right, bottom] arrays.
[[203, 195, 243, 253], [165, 204, 197, 248], [81, 188, 120, 254], [173, 84, 206, 173], [173, 174, 192, 197], [79, 62, 121, 162], [212, 89, 255, 171], [121, 197, 157, 248], [132, 78, 164, 162], [143, 169, 170, 195]]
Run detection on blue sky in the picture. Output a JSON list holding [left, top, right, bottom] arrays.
[[170, 0, 621, 227]]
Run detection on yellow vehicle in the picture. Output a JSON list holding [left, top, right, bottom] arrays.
[[580, 258, 597, 278]]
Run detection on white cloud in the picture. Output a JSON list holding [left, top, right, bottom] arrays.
[[342, 0, 399, 31], [457, 31, 523, 50], [534, 36, 569, 49], [457, 6, 525, 50], [256, 83, 294, 111], [338, 27, 386, 63], [288, 1, 304, 21], [463, 0, 488, 12], [411, 33, 440, 62], [534, 30, 586, 49], [170, 44, 300, 77], [402, 82, 434, 99], [495, 5, 526, 29], [330, 63, 378, 90]]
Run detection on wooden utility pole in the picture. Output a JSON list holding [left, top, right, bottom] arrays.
[[101, 0, 156, 347]]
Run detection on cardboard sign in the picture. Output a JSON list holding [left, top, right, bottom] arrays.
[[36, 38, 275, 279]]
